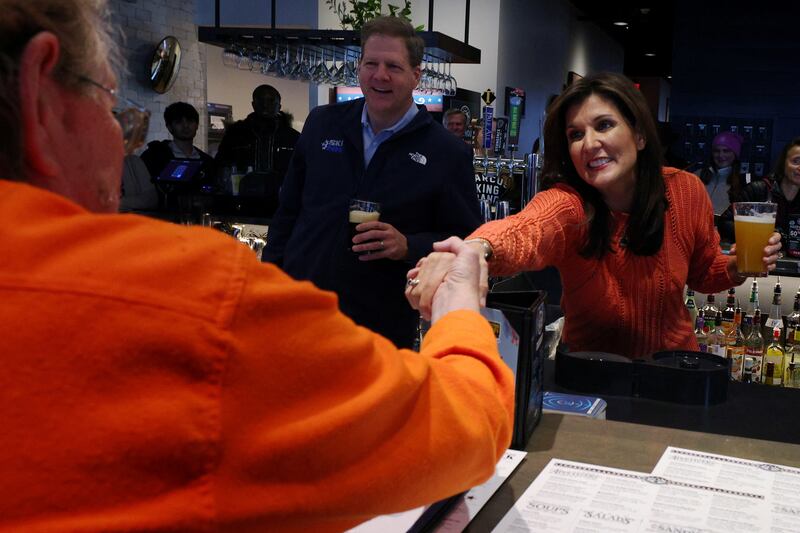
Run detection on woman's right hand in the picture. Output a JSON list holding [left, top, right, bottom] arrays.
[[406, 238, 489, 322]]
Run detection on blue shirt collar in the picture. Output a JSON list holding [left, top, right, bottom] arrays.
[[361, 100, 419, 136]]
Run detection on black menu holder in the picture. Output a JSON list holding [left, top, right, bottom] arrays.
[[485, 285, 547, 450]]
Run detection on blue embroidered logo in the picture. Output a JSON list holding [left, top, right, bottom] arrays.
[[321, 139, 344, 153]]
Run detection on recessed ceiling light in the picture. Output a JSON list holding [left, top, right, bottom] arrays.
[[613, 21, 628, 26], [644, 52, 656, 57]]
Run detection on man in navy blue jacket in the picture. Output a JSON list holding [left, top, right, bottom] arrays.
[[264, 16, 481, 348]]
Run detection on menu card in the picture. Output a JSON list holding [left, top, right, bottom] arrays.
[[651, 447, 800, 531], [492, 458, 769, 532]]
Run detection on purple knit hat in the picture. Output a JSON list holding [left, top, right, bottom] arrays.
[[712, 131, 743, 159]]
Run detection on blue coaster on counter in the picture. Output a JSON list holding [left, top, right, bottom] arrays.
[[543, 391, 607, 419]]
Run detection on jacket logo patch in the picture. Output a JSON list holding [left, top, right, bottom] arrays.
[[409, 152, 427, 165], [321, 139, 344, 153]]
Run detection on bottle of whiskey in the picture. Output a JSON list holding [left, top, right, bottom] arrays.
[[722, 288, 736, 335], [701, 293, 720, 323], [694, 315, 707, 353], [685, 289, 698, 325], [727, 307, 746, 381], [763, 327, 785, 386], [745, 309, 765, 383]]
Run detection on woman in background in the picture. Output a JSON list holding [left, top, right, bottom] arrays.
[[697, 131, 751, 213], [407, 72, 781, 359], [719, 137, 800, 255]]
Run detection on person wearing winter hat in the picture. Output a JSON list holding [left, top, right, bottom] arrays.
[[696, 131, 751, 213]]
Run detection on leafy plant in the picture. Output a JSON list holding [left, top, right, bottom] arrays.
[[326, 0, 424, 31]]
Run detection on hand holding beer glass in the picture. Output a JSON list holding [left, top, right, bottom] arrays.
[[349, 199, 381, 254], [733, 202, 777, 277]]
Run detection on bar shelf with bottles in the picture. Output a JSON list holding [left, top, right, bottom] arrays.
[[688, 275, 800, 388]]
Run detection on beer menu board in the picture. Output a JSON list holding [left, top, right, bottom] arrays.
[[493, 451, 800, 532]]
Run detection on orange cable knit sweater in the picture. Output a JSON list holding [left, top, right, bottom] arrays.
[[471, 168, 736, 358], [0, 179, 514, 532]]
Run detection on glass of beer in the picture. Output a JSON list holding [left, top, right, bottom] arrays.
[[349, 199, 381, 254], [733, 202, 777, 276]]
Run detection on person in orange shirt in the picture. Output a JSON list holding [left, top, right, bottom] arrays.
[[408, 72, 782, 360], [0, 1, 514, 531]]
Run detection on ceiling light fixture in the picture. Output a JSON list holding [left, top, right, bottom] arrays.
[[613, 21, 628, 26], [644, 52, 656, 57]]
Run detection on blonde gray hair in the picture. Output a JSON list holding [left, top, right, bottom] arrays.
[[0, 0, 120, 178]]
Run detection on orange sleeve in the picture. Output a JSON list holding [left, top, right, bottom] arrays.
[[468, 184, 586, 276], [214, 259, 515, 532]]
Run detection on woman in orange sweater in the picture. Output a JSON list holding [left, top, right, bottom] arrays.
[[408, 72, 781, 359]]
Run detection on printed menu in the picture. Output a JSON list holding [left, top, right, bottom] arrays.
[[492, 458, 770, 532]]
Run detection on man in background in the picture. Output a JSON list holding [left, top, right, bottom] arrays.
[[215, 84, 299, 209], [443, 107, 468, 140], [139, 101, 214, 207], [0, 1, 513, 530], [264, 16, 481, 348], [140, 101, 214, 179]]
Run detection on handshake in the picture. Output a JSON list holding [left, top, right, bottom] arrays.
[[405, 237, 490, 323]]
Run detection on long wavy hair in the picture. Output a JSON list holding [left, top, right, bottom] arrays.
[[541, 72, 667, 258]]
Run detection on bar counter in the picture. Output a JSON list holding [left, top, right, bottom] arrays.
[[456, 358, 800, 530], [464, 414, 800, 531]]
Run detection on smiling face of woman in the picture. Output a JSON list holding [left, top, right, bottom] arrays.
[[565, 93, 645, 212], [712, 145, 736, 169]]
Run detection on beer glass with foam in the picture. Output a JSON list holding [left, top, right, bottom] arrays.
[[349, 199, 381, 254], [733, 202, 777, 276]]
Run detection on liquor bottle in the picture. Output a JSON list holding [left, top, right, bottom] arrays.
[[763, 327, 785, 386], [708, 311, 726, 357], [721, 288, 736, 335], [727, 308, 746, 381], [747, 278, 760, 317], [764, 279, 783, 343], [685, 289, 698, 325], [784, 329, 800, 389], [745, 309, 765, 384], [694, 315, 707, 352], [785, 289, 800, 347], [701, 293, 720, 323]]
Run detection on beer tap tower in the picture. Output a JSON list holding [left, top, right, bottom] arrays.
[[473, 88, 541, 215]]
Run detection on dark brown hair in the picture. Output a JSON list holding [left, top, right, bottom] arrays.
[[542, 72, 667, 258], [361, 16, 424, 68], [0, 0, 117, 180]]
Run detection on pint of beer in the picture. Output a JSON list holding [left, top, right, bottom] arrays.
[[348, 199, 380, 253], [733, 202, 777, 277]]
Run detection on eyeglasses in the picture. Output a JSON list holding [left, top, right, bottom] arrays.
[[77, 75, 150, 155]]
